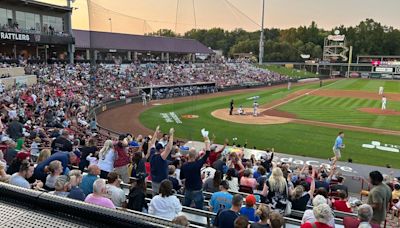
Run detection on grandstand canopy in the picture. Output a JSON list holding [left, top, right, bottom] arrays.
[[3, 0, 72, 12], [73, 30, 213, 54]]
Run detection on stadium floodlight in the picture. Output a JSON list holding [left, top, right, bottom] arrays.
[[300, 54, 310, 59]]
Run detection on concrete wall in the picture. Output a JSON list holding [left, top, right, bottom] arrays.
[[0, 67, 25, 77], [1, 75, 37, 89]]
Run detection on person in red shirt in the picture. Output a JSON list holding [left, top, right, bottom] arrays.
[[332, 190, 352, 213], [343, 204, 380, 228], [300, 203, 333, 228], [55, 88, 63, 97], [113, 134, 131, 183], [207, 139, 227, 166]]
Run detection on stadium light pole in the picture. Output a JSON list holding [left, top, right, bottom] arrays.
[[67, 0, 75, 64], [258, 0, 265, 65], [347, 46, 353, 78]]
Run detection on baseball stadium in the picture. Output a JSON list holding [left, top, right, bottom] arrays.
[[98, 78, 400, 168], [1, 0, 400, 228]]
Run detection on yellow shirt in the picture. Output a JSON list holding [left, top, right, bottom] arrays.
[[392, 190, 400, 200]]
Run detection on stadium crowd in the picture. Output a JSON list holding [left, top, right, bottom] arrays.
[[0, 62, 398, 228]]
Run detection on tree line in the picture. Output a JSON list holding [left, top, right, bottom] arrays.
[[147, 19, 400, 62]]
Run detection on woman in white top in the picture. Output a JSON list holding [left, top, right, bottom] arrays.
[[148, 179, 182, 220], [224, 168, 239, 192], [97, 140, 115, 179]]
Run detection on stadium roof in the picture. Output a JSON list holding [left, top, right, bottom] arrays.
[[2, 0, 72, 12], [73, 30, 213, 54]]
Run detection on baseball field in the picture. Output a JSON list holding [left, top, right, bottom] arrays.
[[138, 78, 400, 168]]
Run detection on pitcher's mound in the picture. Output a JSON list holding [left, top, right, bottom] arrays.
[[211, 108, 292, 125], [358, 108, 400, 116]]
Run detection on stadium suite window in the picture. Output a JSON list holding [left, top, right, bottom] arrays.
[[0, 8, 13, 27], [42, 16, 64, 33], [16, 11, 41, 32]]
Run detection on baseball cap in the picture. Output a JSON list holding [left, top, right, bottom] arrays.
[[245, 194, 256, 206], [155, 143, 164, 151], [210, 145, 218, 151], [73, 150, 81, 158]]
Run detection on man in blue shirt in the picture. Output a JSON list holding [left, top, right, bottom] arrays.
[[214, 194, 243, 228], [149, 126, 174, 195], [34, 151, 78, 183], [80, 165, 100, 196], [330, 131, 344, 165], [180, 136, 211, 209], [209, 180, 233, 214]]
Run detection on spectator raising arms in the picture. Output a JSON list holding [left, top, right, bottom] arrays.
[[291, 166, 315, 211], [113, 135, 131, 184], [180, 130, 211, 209], [150, 126, 174, 195]]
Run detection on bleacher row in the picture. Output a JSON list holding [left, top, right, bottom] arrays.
[[0, 100, 359, 227], [75, 166, 356, 227]]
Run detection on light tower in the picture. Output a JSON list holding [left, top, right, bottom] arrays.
[[258, 0, 265, 65], [67, 0, 75, 64]]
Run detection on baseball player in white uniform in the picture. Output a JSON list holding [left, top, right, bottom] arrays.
[[381, 96, 387, 110], [378, 86, 384, 95], [237, 105, 244, 115], [142, 92, 147, 106], [253, 101, 259, 116]]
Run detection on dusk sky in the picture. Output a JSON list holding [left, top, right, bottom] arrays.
[[41, 0, 399, 34]]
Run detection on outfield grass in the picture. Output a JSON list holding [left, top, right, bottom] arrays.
[[326, 78, 400, 93], [278, 96, 400, 130], [140, 79, 400, 168], [278, 79, 400, 130], [259, 64, 319, 78]]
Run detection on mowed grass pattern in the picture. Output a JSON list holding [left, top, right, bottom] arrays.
[[140, 79, 400, 168], [279, 95, 400, 130], [326, 78, 400, 93]]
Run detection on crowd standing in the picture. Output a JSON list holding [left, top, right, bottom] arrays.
[[0, 62, 398, 228]]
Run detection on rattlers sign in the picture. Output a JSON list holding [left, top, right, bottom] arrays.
[[0, 32, 30, 41]]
